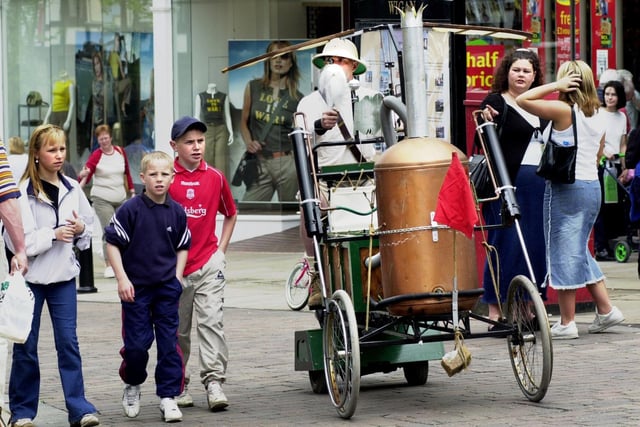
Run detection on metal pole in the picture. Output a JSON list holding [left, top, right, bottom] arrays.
[[400, 4, 428, 138], [570, 0, 576, 60]]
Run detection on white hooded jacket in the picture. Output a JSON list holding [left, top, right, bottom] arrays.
[[4, 173, 93, 284]]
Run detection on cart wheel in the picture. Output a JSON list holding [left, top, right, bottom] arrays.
[[403, 361, 429, 386], [323, 289, 360, 419], [309, 370, 328, 394], [506, 275, 553, 403], [614, 240, 631, 263], [285, 261, 311, 310]]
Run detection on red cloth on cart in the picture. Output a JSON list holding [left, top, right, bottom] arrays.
[[434, 152, 478, 239]]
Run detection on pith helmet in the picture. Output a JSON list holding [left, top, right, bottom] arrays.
[[312, 38, 367, 76]]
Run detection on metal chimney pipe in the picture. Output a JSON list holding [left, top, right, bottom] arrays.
[[400, 4, 428, 138]]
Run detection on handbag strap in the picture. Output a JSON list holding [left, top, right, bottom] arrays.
[[571, 106, 577, 147]]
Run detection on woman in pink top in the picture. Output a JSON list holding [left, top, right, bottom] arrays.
[[79, 124, 135, 278]]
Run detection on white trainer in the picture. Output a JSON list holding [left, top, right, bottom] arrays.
[[77, 413, 100, 427], [175, 386, 194, 407], [550, 320, 579, 340], [160, 397, 183, 423], [206, 381, 229, 411], [103, 266, 115, 278], [122, 384, 141, 418], [10, 419, 34, 427], [588, 306, 624, 333]]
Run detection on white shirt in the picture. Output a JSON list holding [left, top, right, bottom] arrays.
[[545, 105, 605, 181], [600, 109, 627, 157], [297, 87, 380, 167]]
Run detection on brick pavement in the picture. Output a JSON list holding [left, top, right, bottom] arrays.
[[3, 230, 640, 425]]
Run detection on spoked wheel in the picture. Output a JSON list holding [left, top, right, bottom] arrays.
[[285, 261, 311, 310], [323, 289, 360, 419], [506, 275, 553, 402]]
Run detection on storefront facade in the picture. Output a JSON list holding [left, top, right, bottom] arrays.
[[0, 0, 636, 239]]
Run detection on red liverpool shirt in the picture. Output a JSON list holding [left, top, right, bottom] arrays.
[[169, 159, 237, 276]]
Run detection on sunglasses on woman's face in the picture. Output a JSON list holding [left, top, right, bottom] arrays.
[[272, 53, 292, 60]]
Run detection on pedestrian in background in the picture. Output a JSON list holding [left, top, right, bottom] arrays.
[[5, 124, 99, 427], [516, 60, 625, 339], [78, 124, 135, 279], [594, 80, 628, 261], [168, 116, 237, 411], [105, 151, 190, 423], [7, 136, 28, 181]]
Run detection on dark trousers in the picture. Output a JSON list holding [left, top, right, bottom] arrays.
[[119, 278, 184, 398]]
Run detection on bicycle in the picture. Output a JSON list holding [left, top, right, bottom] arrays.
[[285, 257, 312, 310]]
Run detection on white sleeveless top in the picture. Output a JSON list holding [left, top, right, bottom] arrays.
[[544, 105, 605, 181]]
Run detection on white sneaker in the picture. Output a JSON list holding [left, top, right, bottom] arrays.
[[160, 397, 182, 423], [10, 419, 34, 427], [175, 387, 193, 407], [551, 321, 579, 340], [588, 306, 624, 333], [76, 413, 100, 427], [104, 266, 115, 278], [122, 384, 141, 418], [206, 381, 228, 411]]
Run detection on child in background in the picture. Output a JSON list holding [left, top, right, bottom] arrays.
[[105, 151, 191, 423]]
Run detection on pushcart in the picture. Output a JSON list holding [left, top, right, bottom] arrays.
[[285, 12, 553, 419], [290, 103, 553, 418], [219, 5, 553, 419]]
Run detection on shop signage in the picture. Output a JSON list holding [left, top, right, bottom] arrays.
[[466, 45, 504, 90], [591, 0, 616, 81]]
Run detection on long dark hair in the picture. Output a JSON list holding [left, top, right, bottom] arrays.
[[490, 49, 544, 94]]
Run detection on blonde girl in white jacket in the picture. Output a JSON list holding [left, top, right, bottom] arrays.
[[4, 124, 99, 427]]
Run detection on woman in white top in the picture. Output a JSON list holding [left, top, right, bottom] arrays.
[[78, 124, 135, 278], [594, 80, 628, 259], [516, 60, 624, 340]]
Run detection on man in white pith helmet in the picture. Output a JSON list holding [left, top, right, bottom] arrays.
[[296, 38, 382, 309]]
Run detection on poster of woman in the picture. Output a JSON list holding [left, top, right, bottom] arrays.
[[227, 39, 313, 205]]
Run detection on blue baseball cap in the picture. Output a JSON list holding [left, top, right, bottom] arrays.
[[171, 116, 207, 140]]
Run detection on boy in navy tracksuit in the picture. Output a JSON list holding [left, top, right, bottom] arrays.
[[105, 151, 191, 423]]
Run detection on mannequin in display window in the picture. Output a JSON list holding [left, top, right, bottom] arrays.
[[44, 70, 75, 133], [194, 83, 233, 176]]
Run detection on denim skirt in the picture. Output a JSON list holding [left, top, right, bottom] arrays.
[[543, 179, 605, 289]]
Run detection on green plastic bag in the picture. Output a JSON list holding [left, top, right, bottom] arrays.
[[604, 165, 618, 204]]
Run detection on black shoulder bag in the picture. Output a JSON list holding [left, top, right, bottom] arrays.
[[536, 107, 578, 184]]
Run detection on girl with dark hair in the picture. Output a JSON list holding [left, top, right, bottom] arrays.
[[478, 48, 549, 326], [593, 79, 629, 260]]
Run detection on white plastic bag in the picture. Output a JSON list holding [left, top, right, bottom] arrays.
[[0, 273, 34, 343]]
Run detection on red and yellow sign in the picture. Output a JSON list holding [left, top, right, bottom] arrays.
[[466, 45, 504, 90]]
